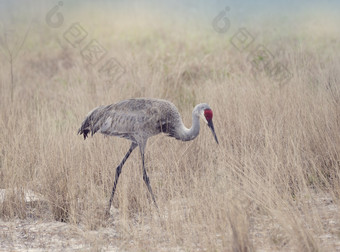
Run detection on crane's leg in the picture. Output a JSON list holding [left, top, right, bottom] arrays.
[[140, 151, 159, 210], [106, 142, 137, 217]]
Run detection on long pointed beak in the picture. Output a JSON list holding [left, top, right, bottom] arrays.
[[207, 120, 219, 144]]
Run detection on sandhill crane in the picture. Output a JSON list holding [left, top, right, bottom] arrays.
[[78, 98, 219, 216]]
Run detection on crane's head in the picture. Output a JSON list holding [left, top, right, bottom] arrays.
[[196, 103, 219, 144]]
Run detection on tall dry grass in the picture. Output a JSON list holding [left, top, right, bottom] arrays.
[[0, 7, 339, 251]]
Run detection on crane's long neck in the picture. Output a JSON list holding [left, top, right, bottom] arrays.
[[178, 111, 200, 141]]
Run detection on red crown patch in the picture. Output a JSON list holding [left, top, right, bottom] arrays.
[[204, 109, 213, 121]]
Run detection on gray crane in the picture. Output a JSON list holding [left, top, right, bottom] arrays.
[[78, 98, 219, 216]]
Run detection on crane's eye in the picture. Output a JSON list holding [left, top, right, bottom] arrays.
[[204, 109, 213, 121]]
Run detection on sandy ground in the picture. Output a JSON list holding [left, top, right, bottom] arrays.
[[0, 191, 339, 251]]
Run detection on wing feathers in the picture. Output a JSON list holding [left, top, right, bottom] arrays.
[[78, 98, 182, 141]]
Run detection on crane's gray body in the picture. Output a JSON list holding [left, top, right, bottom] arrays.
[[79, 98, 191, 143], [78, 98, 218, 217]]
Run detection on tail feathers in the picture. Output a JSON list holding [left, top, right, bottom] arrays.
[[77, 127, 91, 139], [78, 119, 95, 140], [78, 106, 106, 140]]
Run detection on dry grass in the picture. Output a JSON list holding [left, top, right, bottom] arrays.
[[0, 5, 340, 251]]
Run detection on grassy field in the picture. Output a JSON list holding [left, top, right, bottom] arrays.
[[0, 3, 340, 251]]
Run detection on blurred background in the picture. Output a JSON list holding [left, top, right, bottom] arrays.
[[1, 0, 340, 35], [0, 1, 339, 251]]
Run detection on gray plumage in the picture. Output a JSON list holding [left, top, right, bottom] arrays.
[[79, 98, 181, 142], [78, 98, 219, 217]]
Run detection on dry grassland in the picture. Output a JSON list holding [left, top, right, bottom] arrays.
[[0, 5, 340, 251]]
